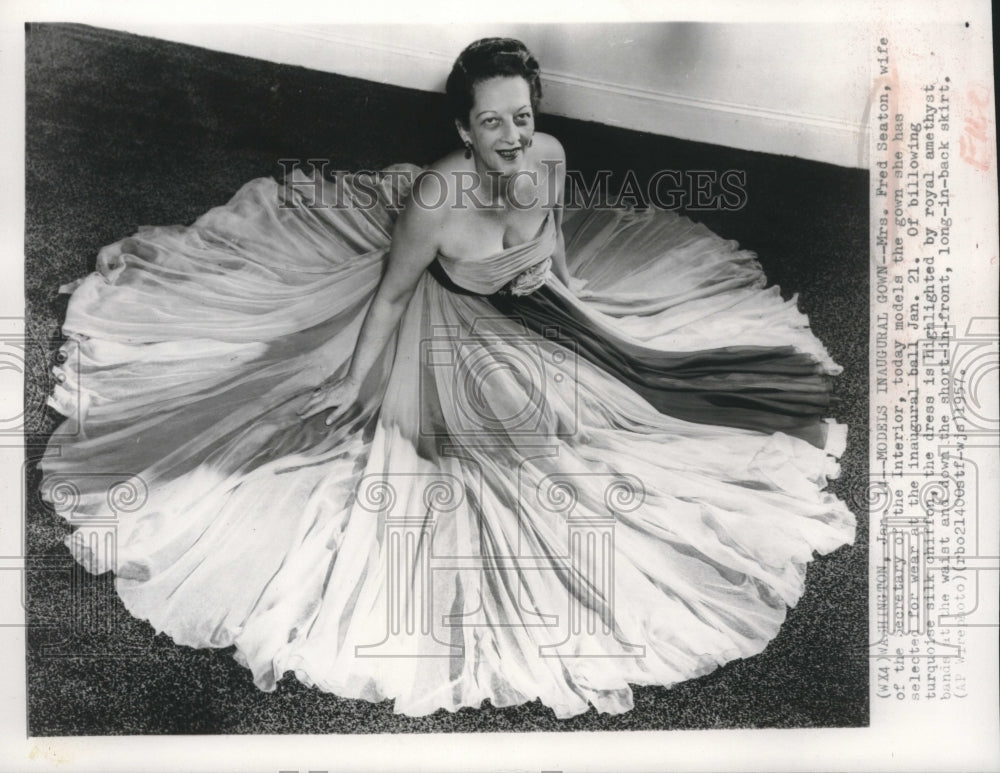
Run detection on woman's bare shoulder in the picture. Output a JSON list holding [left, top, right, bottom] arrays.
[[409, 150, 470, 203], [423, 150, 468, 179], [532, 132, 565, 161]]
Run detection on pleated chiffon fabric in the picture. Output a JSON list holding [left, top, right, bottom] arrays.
[[41, 165, 854, 718]]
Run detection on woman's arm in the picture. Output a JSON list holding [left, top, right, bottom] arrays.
[[299, 173, 445, 423], [539, 134, 570, 285]]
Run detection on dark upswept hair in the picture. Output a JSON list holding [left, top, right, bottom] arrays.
[[446, 38, 543, 127]]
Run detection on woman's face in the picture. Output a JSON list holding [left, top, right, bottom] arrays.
[[459, 76, 535, 175]]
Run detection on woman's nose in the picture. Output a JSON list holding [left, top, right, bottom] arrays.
[[502, 121, 519, 144]]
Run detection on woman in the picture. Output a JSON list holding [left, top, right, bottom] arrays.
[[41, 38, 854, 718]]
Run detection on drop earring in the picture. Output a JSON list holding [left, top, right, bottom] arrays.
[[525, 136, 533, 148], [464, 141, 473, 159]]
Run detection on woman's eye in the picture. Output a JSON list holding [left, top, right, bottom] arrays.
[[483, 117, 500, 127]]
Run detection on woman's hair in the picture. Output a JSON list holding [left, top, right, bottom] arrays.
[[446, 38, 543, 127]]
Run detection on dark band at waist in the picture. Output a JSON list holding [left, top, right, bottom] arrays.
[[426, 258, 489, 297]]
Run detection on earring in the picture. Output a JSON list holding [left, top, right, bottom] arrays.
[[463, 141, 473, 159], [525, 136, 533, 148]]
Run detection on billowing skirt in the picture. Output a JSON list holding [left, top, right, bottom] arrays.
[[41, 167, 855, 718]]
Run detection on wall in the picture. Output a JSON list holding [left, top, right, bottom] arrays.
[[109, 22, 871, 168]]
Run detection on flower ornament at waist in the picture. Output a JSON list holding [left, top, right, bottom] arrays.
[[499, 256, 552, 296]]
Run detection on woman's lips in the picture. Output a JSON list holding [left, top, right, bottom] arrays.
[[496, 147, 521, 160]]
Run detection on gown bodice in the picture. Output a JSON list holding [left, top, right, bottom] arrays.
[[430, 208, 556, 296]]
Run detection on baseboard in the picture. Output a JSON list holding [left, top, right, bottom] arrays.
[[109, 23, 869, 169]]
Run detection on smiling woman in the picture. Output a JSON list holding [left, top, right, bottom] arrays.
[[39, 33, 855, 719]]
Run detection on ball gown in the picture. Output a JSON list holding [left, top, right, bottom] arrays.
[[40, 163, 855, 718]]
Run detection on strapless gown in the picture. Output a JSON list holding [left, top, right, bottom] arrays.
[[40, 164, 855, 718]]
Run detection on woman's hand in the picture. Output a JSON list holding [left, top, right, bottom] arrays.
[[551, 259, 571, 286], [297, 375, 362, 425], [568, 275, 593, 299]]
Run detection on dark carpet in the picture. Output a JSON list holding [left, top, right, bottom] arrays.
[[24, 22, 869, 735]]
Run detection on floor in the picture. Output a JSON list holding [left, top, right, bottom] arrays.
[[24, 22, 869, 734]]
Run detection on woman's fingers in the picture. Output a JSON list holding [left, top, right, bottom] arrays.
[[298, 385, 357, 423], [297, 378, 359, 423], [298, 389, 335, 419], [296, 391, 323, 417], [298, 400, 321, 420], [323, 394, 353, 425], [324, 405, 345, 426], [302, 399, 337, 421]]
